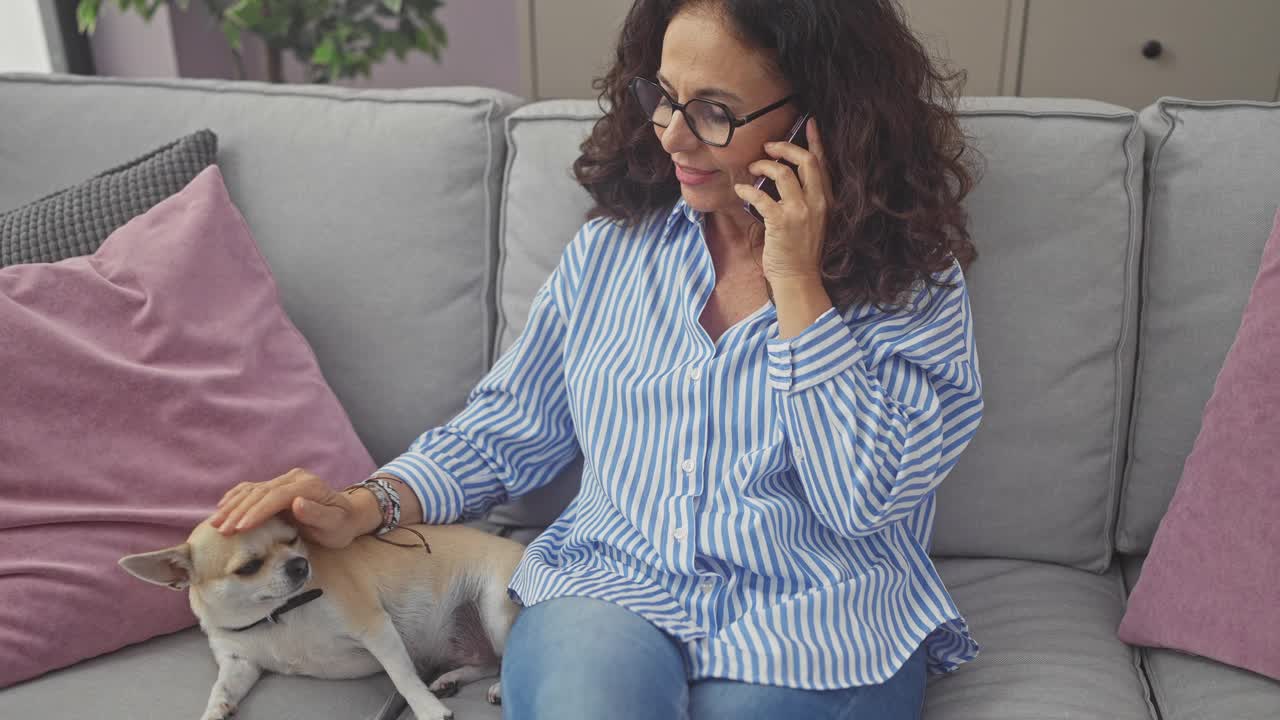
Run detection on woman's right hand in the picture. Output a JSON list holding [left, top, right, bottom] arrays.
[[208, 468, 373, 549]]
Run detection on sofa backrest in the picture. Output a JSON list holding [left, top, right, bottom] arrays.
[[1117, 98, 1280, 553], [9, 73, 1274, 568], [0, 73, 521, 466], [485, 97, 1145, 573]]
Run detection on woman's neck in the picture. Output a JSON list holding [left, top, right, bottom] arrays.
[[706, 209, 760, 262]]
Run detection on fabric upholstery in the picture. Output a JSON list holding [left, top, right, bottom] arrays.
[[1119, 98, 1280, 552], [488, 98, 1144, 573], [0, 72, 522, 466], [0, 129, 216, 266], [1121, 555, 1280, 720], [1118, 208, 1280, 681], [0, 166, 375, 686], [507, 527, 1156, 720]]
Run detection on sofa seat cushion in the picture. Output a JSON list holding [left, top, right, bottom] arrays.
[[4, 528, 1159, 720], [1120, 555, 1280, 720], [0, 625, 509, 720], [922, 558, 1154, 719], [505, 528, 1154, 719], [0, 628, 389, 719]]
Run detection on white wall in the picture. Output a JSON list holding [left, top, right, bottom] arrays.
[[0, 0, 53, 73]]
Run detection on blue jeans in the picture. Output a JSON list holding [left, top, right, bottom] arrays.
[[501, 596, 928, 720]]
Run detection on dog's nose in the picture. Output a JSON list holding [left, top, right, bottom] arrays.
[[285, 557, 309, 582]]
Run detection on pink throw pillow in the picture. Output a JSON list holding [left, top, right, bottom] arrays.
[[1118, 207, 1280, 680], [0, 165, 376, 687]]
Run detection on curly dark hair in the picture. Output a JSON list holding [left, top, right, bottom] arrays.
[[572, 0, 982, 312]]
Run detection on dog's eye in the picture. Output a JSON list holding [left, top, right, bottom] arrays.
[[234, 558, 264, 576], [286, 535, 300, 546]]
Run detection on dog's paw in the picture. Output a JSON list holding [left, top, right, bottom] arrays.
[[428, 678, 459, 698], [486, 680, 502, 705], [200, 701, 237, 720]]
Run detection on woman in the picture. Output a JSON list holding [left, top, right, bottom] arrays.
[[210, 0, 983, 717]]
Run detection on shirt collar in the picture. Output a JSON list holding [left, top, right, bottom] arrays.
[[663, 195, 703, 240]]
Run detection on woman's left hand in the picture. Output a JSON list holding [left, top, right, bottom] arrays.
[[734, 117, 834, 285]]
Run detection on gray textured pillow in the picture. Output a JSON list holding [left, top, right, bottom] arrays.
[[0, 129, 217, 266]]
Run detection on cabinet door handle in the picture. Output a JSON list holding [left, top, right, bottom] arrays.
[[1141, 40, 1163, 59]]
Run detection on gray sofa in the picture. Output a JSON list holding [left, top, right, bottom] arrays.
[[1, 72, 1278, 720]]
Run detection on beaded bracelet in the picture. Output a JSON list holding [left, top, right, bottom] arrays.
[[343, 475, 402, 536]]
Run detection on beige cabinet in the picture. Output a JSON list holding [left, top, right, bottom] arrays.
[[520, 0, 1016, 100], [1019, 0, 1280, 109], [521, 0, 632, 100], [897, 0, 1015, 96], [520, 0, 1280, 108]]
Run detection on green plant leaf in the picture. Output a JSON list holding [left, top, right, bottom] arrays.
[[225, 0, 266, 28], [95, 0, 449, 81], [220, 22, 243, 50], [311, 37, 336, 65], [134, 0, 165, 21], [76, 0, 101, 34], [423, 14, 446, 49]]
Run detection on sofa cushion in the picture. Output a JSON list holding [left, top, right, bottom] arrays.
[[0, 627, 397, 719], [506, 527, 1154, 719], [0, 128, 216, 266], [921, 557, 1153, 719], [1119, 98, 1280, 553], [487, 97, 1144, 573], [5, 532, 1156, 720], [483, 101, 601, 529], [0, 72, 522, 466], [1121, 555, 1280, 720], [1118, 207, 1280, 681], [0, 165, 376, 687]]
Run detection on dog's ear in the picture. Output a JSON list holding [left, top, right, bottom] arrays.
[[119, 544, 194, 590]]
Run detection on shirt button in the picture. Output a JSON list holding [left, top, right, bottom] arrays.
[[681, 458, 695, 473], [794, 445, 806, 462], [673, 527, 687, 541], [700, 578, 714, 593], [688, 367, 701, 381]]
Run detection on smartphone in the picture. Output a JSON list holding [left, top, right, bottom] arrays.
[[744, 112, 812, 223]]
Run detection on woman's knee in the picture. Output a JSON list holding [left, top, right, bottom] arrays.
[[501, 596, 689, 720]]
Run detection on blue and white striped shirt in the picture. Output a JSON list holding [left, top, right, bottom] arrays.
[[380, 197, 984, 689]]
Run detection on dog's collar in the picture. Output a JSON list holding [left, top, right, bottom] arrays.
[[224, 588, 324, 632]]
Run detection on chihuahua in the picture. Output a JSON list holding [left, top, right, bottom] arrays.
[[119, 515, 525, 720]]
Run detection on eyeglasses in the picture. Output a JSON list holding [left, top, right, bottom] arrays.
[[629, 76, 793, 147]]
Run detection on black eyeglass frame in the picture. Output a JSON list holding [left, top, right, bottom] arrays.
[[629, 76, 794, 148]]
